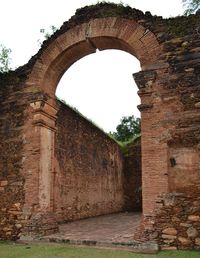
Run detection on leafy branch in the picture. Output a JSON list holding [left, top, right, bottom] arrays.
[[182, 0, 200, 15], [0, 45, 12, 73]]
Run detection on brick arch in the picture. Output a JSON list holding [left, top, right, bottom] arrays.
[[19, 9, 178, 242], [27, 17, 163, 98], [2, 4, 200, 249], [23, 14, 171, 229]]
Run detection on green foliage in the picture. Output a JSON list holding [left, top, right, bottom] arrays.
[[116, 134, 141, 155], [110, 115, 141, 142], [182, 0, 200, 15], [0, 44, 11, 73], [38, 25, 57, 46]]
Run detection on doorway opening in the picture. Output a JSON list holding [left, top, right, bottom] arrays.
[[53, 49, 142, 227]]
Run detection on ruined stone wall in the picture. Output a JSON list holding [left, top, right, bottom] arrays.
[[157, 25, 200, 250], [0, 71, 46, 239], [162, 32, 200, 191], [54, 102, 124, 222], [133, 12, 200, 249], [135, 186, 200, 251], [155, 187, 200, 251], [0, 71, 59, 239], [0, 72, 26, 240], [123, 138, 142, 212]]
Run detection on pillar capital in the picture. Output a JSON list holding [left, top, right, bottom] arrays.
[[30, 101, 58, 131]]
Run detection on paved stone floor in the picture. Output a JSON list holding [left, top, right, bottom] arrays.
[[45, 212, 142, 244]]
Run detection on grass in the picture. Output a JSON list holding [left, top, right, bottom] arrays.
[[0, 242, 199, 258]]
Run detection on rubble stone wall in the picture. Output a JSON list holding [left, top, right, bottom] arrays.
[[0, 72, 47, 239], [135, 186, 200, 251], [0, 73, 26, 240]]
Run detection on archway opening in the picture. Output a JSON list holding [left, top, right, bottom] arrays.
[[53, 49, 142, 228], [56, 49, 140, 133]]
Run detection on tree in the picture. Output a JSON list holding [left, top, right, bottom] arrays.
[[182, 0, 200, 15], [0, 44, 11, 73], [110, 115, 141, 142]]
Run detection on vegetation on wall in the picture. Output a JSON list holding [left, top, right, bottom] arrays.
[[0, 45, 12, 73], [108, 115, 141, 154], [38, 25, 57, 46]]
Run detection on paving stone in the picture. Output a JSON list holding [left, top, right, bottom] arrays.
[[44, 212, 141, 243]]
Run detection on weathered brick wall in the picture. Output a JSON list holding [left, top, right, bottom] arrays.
[[133, 12, 200, 249], [0, 72, 26, 240], [54, 102, 124, 222], [0, 71, 58, 239], [156, 22, 200, 249], [161, 32, 200, 192], [168, 147, 200, 191], [123, 138, 142, 212]]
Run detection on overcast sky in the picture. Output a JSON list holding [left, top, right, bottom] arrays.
[[0, 0, 184, 132]]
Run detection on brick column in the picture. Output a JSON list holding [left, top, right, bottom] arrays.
[[31, 101, 58, 211], [133, 70, 169, 217], [22, 100, 59, 237]]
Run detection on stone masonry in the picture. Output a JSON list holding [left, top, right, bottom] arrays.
[[0, 3, 200, 250]]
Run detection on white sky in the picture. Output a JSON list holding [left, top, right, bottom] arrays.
[[0, 0, 184, 132]]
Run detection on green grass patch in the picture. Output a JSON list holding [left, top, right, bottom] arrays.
[[0, 243, 199, 258]]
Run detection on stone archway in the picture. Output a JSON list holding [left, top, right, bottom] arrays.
[[1, 3, 200, 250]]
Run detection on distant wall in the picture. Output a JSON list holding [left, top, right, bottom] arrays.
[[123, 138, 142, 212], [54, 102, 124, 222]]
